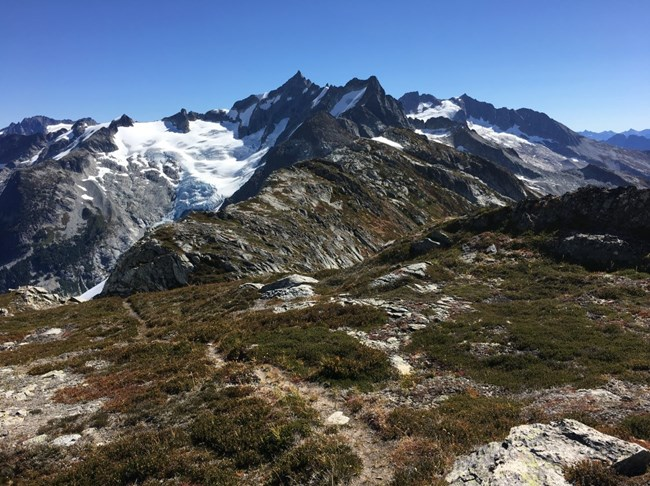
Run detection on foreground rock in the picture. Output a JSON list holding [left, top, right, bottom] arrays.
[[446, 419, 650, 485]]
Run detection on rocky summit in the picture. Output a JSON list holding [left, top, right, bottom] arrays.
[[1, 71, 650, 485]]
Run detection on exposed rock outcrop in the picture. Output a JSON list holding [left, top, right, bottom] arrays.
[[446, 419, 650, 485], [447, 186, 650, 271]]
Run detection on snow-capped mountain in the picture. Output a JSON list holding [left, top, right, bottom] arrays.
[[400, 92, 650, 194], [0, 73, 411, 294], [1, 73, 649, 296]]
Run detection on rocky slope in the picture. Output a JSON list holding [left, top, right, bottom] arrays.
[[2, 186, 650, 485], [0, 73, 410, 295], [103, 129, 531, 296], [400, 92, 650, 194]]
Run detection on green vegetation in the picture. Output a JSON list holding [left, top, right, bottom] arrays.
[[407, 252, 650, 391], [619, 413, 650, 440], [376, 395, 524, 485], [564, 460, 621, 486], [0, 297, 138, 368], [223, 326, 394, 388], [269, 435, 362, 486], [2, 218, 650, 485]]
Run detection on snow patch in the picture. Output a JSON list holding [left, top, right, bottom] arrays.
[[46, 123, 73, 133], [259, 95, 281, 110], [238, 104, 256, 127], [77, 279, 107, 301], [408, 99, 462, 122], [311, 86, 329, 108], [81, 194, 93, 201], [371, 136, 404, 150], [416, 129, 454, 147], [330, 88, 367, 117]]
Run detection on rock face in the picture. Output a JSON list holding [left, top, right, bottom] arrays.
[[446, 419, 650, 485], [447, 186, 650, 271], [4, 286, 71, 313], [103, 131, 529, 296], [1, 116, 75, 136]]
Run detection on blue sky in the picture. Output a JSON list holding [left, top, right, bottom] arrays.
[[1, 0, 648, 131]]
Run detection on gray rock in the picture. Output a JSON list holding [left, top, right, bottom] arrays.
[[102, 240, 195, 296], [371, 263, 428, 288], [325, 411, 350, 426], [239, 282, 264, 291], [410, 237, 440, 256], [446, 419, 650, 485], [426, 228, 453, 247], [51, 433, 82, 447], [262, 284, 315, 301], [260, 274, 319, 293], [556, 233, 638, 270]]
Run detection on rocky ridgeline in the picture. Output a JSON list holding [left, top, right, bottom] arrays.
[[103, 133, 529, 296], [447, 186, 650, 271]]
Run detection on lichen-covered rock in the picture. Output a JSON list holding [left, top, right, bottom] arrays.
[[446, 419, 650, 485]]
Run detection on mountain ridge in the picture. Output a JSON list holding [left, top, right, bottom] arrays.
[[1, 72, 649, 296]]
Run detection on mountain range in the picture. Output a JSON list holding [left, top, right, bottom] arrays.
[[580, 129, 650, 151], [1, 71, 649, 296]]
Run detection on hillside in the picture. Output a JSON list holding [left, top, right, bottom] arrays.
[[2, 187, 650, 485]]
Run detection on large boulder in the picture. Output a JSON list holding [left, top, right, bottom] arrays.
[[446, 419, 650, 485], [555, 233, 642, 270]]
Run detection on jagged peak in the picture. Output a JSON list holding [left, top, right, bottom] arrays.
[[109, 114, 134, 131], [278, 70, 315, 91]]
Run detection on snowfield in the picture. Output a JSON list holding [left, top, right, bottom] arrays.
[[407, 99, 462, 122]]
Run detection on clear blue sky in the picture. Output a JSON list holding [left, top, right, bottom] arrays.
[[2, 0, 648, 132]]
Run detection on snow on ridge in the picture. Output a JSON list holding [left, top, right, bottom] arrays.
[[467, 121, 580, 172], [416, 129, 454, 148], [371, 136, 404, 150], [330, 88, 367, 117], [407, 99, 462, 122], [259, 95, 281, 110], [311, 86, 330, 108], [52, 123, 109, 161], [468, 117, 553, 144], [46, 123, 73, 133]]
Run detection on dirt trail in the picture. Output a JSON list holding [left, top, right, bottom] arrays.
[[122, 301, 148, 338], [254, 364, 393, 485]]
